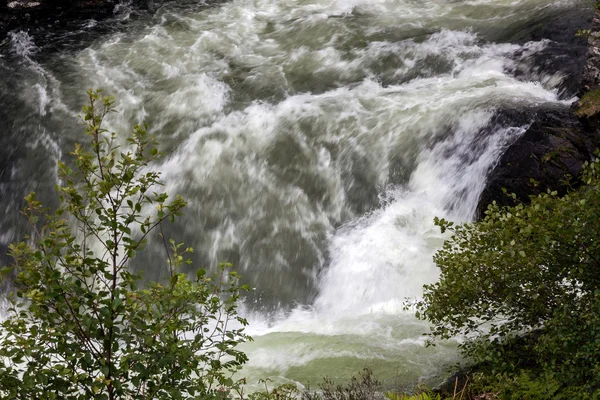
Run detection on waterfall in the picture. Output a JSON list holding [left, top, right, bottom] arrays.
[[0, 0, 587, 388]]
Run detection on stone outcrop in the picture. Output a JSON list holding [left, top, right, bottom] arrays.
[[475, 108, 600, 218], [476, 6, 600, 219], [581, 12, 600, 93]]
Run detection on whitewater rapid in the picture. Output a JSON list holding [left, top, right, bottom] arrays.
[[0, 0, 587, 389]]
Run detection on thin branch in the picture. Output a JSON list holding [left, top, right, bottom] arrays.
[[159, 223, 174, 278]]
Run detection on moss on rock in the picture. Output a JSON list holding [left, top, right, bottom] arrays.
[[576, 88, 600, 118]]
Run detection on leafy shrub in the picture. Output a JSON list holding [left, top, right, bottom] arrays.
[[0, 90, 250, 399], [466, 370, 600, 400], [416, 156, 600, 392], [386, 390, 441, 400]]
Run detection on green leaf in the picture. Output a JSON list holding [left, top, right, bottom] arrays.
[[0, 90, 250, 400]]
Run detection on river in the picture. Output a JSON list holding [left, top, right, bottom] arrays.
[[0, 0, 589, 390]]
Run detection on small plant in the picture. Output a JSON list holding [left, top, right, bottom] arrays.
[[386, 391, 441, 400], [465, 370, 600, 400], [243, 370, 382, 400], [575, 28, 593, 38], [386, 376, 469, 400], [243, 379, 300, 400], [0, 90, 250, 399], [301, 368, 381, 400]]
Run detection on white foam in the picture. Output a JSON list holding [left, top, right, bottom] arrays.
[[5, 0, 583, 386], [9, 31, 38, 58]]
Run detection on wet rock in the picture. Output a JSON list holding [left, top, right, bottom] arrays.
[[508, 4, 592, 98], [581, 12, 600, 93], [0, 0, 119, 42], [476, 108, 600, 219], [476, 4, 600, 219]]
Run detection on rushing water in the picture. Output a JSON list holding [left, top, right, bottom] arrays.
[[0, 0, 590, 390]]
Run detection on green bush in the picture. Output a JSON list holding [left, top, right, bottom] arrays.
[[0, 90, 250, 399], [466, 370, 600, 400], [242, 380, 300, 400], [416, 156, 600, 392]]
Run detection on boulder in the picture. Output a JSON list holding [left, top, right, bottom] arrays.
[[475, 108, 600, 218], [476, 4, 600, 219]]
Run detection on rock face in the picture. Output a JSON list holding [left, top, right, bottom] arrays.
[[581, 13, 600, 93], [476, 6, 600, 219], [475, 108, 600, 218], [507, 3, 594, 98]]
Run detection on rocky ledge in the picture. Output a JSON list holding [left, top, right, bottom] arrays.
[[476, 6, 600, 219]]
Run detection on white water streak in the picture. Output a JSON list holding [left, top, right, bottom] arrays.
[[1, 0, 584, 387]]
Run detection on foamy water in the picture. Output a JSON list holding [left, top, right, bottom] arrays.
[[0, 0, 586, 389]]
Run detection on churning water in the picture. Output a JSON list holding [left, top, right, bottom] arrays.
[[0, 0, 588, 389]]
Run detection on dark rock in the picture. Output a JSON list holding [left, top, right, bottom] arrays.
[[476, 4, 600, 219], [581, 13, 600, 93], [476, 108, 600, 219], [507, 5, 592, 98]]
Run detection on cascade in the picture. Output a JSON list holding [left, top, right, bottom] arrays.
[[0, 0, 588, 387]]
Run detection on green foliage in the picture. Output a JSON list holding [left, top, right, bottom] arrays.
[[467, 370, 600, 400], [416, 157, 600, 392], [238, 369, 381, 400], [575, 28, 594, 38], [302, 368, 381, 400], [0, 90, 250, 399], [386, 390, 441, 400], [242, 380, 300, 400]]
